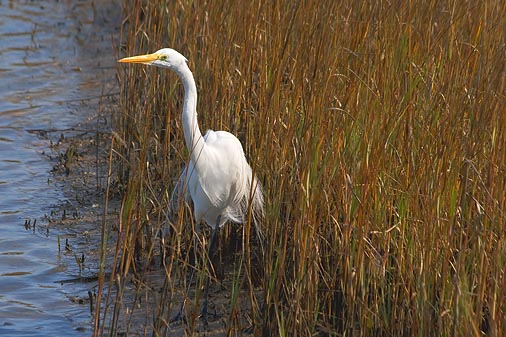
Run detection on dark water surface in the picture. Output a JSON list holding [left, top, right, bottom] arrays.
[[0, 1, 118, 335]]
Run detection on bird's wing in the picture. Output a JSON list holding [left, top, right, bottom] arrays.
[[197, 131, 245, 201], [202, 130, 265, 247], [193, 130, 256, 222]]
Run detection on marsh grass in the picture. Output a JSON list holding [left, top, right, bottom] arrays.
[[97, 0, 506, 336]]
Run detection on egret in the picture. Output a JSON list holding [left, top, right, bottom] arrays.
[[118, 48, 264, 324]]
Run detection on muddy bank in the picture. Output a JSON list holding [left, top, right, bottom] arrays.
[[43, 103, 121, 283]]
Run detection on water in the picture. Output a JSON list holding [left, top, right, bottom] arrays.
[[0, 1, 118, 335]]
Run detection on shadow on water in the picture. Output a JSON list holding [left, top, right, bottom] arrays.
[[0, 1, 119, 335]]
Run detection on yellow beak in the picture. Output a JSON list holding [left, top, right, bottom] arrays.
[[118, 53, 160, 64]]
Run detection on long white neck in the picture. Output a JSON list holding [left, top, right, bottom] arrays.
[[174, 63, 205, 163]]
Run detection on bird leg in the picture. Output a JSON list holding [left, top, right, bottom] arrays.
[[171, 217, 220, 326], [169, 268, 195, 324], [201, 216, 220, 327], [170, 235, 198, 325]]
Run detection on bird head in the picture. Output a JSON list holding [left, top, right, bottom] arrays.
[[118, 48, 188, 70]]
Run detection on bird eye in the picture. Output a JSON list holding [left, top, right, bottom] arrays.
[[160, 55, 167, 61]]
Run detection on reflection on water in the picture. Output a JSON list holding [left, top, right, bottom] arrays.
[[0, 1, 118, 335]]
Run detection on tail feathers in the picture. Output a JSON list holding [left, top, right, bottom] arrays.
[[243, 174, 265, 251]]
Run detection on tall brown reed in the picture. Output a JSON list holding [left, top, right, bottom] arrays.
[[101, 0, 506, 336]]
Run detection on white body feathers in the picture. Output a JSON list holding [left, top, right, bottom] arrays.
[[137, 49, 264, 231]]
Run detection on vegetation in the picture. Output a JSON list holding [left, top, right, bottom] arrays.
[[97, 0, 506, 336]]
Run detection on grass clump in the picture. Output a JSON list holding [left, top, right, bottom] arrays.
[[98, 0, 506, 336]]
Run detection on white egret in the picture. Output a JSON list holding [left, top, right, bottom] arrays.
[[118, 48, 264, 324]]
